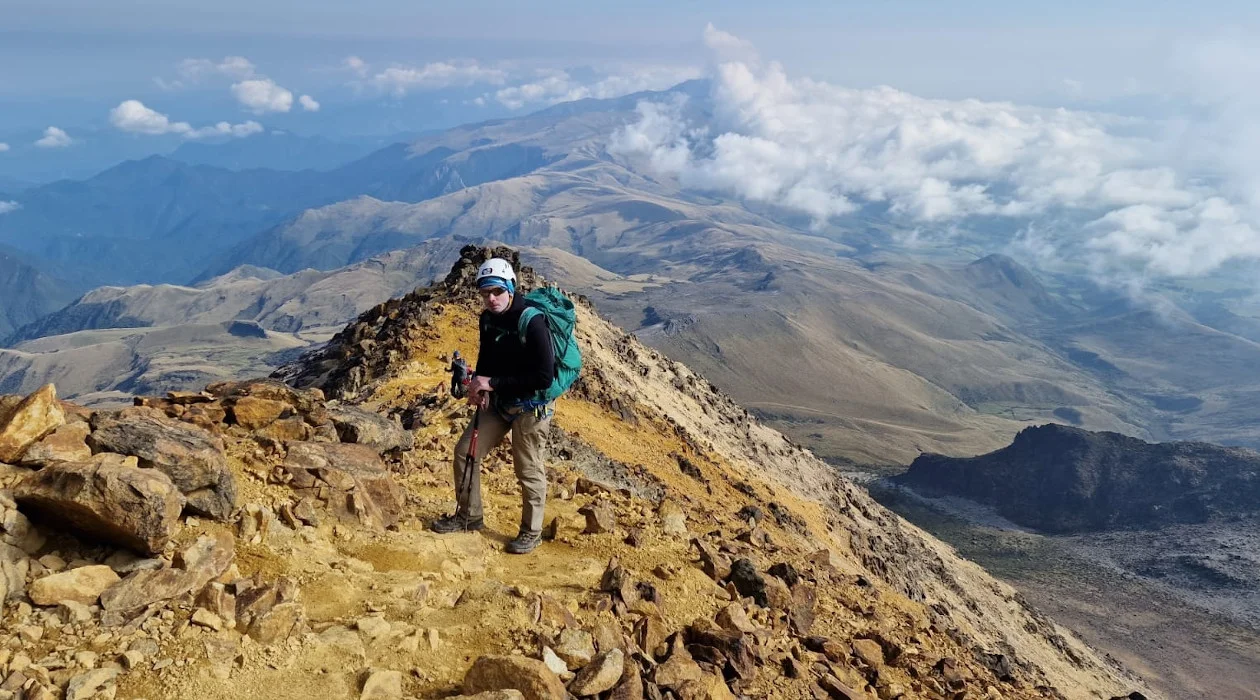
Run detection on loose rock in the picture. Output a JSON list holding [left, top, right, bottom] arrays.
[[360, 669, 403, 700], [29, 565, 120, 607], [19, 421, 91, 465], [579, 502, 615, 535], [462, 655, 567, 700], [570, 649, 625, 696]]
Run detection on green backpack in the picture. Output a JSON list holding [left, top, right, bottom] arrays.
[[516, 286, 582, 404]]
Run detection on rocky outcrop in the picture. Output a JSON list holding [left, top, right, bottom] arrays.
[[14, 453, 185, 554], [88, 407, 237, 520], [897, 423, 1260, 532]]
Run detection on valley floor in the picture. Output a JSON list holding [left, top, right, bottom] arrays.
[[864, 479, 1260, 700]]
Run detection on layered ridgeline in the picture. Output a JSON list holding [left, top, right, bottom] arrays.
[[0, 241, 467, 403], [7, 82, 1260, 468], [896, 423, 1260, 533], [0, 245, 74, 340]]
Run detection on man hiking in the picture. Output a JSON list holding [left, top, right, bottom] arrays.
[[431, 257, 580, 555], [449, 350, 469, 398]]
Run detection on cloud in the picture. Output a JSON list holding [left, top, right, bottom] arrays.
[[494, 65, 702, 110], [0, 201, 18, 214], [610, 27, 1260, 282], [702, 23, 759, 64], [34, 127, 72, 148], [109, 100, 262, 139], [232, 78, 294, 114], [344, 56, 369, 78], [494, 70, 574, 109], [0, 143, 8, 152], [181, 56, 256, 81], [158, 56, 257, 90], [367, 60, 508, 96], [159, 57, 314, 117]]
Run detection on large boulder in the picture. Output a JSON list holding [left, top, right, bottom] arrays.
[[328, 406, 414, 454], [280, 442, 405, 529], [462, 656, 567, 700], [0, 384, 66, 463], [14, 454, 185, 554], [88, 407, 236, 520]]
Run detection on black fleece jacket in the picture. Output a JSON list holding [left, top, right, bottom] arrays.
[[476, 294, 555, 403]]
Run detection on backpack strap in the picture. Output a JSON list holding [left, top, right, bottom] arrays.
[[517, 307, 541, 344]]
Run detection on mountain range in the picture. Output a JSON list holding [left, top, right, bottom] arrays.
[[4, 80, 1260, 470]]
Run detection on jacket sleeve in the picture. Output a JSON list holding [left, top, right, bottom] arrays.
[[489, 315, 555, 396]]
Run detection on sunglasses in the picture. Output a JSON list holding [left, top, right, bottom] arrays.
[[478, 287, 509, 298]]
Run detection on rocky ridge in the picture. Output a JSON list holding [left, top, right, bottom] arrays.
[[0, 247, 1150, 700]]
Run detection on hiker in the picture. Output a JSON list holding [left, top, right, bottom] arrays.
[[449, 350, 469, 398], [431, 257, 581, 554]]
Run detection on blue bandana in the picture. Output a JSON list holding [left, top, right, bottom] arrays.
[[477, 275, 515, 295]]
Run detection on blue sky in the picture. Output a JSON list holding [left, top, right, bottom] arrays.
[[5, 0, 1258, 106]]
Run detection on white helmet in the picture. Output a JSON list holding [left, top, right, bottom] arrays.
[[476, 258, 517, 286]]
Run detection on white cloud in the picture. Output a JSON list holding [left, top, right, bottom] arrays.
[[109, 100, 262, 140], [299, 94, 320, 112], [368, 60, 508, 96], [231, 78, 294, 114], [0, 201, 18, 214], [495, 65, 702, 110], [0, 143, 8, 152], [159, 56, 257, 90], [183, 56, 256, 81], [702, 22, 759, 64], [610, 26, 1260, 282], [34, 127, 72, 148], [495, 70, 574, 109], [344, 56, 369, 78]]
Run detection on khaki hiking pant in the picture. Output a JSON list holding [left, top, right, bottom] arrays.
[[452, 404, 551, 534]]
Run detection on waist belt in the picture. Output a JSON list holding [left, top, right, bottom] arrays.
[[495, 398, 555, 422]]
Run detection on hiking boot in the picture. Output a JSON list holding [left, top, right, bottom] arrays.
[[505, 529, 541, 555], [430, 512, 484, 534]]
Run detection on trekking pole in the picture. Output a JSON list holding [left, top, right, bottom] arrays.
[[458, 392, 485, 517]]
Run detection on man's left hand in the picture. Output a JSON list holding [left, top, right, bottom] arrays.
[[467, 375, 493, 405]]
